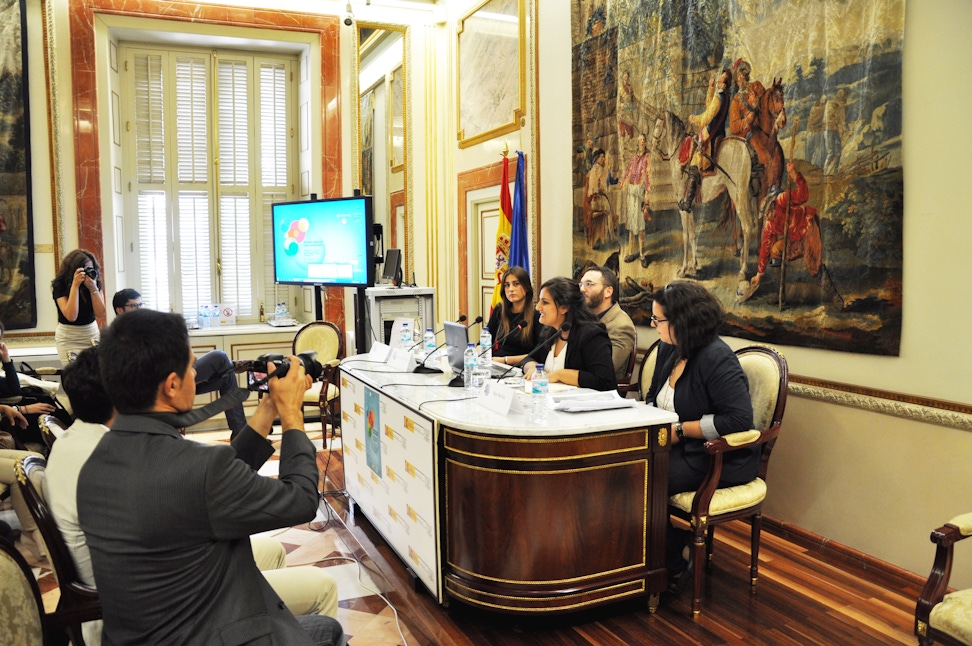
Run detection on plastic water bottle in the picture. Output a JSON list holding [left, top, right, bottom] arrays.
[[532, 364, 549, 422], [479, 327, 492, 365], [423, 327, 436, 358], [210, 304, 221, 327], [399, 321, 411, 348], [463, 343, 478, 391], [199, 305, 210, 329]]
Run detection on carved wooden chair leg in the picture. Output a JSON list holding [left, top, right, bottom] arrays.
[[705, 525, 716, 573], [691, 518, 707, 616], [751, 512, 763, 588]]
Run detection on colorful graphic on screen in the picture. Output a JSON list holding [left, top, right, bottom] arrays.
[[271, 197, 373, 286]]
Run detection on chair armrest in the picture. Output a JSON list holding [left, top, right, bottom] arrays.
[[917, 522, 972, 624], [703, 425, 780, 455], [681, 425, 781, 519], [946, 512, 972, 537]]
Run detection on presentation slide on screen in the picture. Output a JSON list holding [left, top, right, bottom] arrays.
[[273, 200, 369, 285]]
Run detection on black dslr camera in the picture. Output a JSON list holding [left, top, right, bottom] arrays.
[[247, 351, 323, 392], [84, 267, 99, 279]]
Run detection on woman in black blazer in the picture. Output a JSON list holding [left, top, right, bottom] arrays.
[[509, 276, 616, 392], [644, 281, 756, 584], [487, 266, 541, 358]]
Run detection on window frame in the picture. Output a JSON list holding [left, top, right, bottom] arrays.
[[118, 41, 299, 322]]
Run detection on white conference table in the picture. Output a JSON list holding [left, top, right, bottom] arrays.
[[339, 356, 678, 614]]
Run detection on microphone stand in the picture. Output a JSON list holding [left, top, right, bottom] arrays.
[[414, 339, 449, 374]]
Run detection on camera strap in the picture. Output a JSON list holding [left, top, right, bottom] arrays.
[[141, 387, 250, 430]]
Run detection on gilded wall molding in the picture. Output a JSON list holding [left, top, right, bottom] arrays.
[[789, 378, 972, 431], [42, 0, 65, 264]]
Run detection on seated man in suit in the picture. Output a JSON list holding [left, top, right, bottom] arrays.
[[47, 347, 341, 645], [112, 289, 248, 437], [76, 309, 344, 645], [579, 266, 637, 383]]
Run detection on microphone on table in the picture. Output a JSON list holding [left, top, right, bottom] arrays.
[[494, 322, 571, 382], [413, 315, 468, 374], [479, 322, 524, 360], [465, 315, 484, 332]]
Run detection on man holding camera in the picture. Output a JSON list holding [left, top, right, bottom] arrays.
[[77, 309, 345, 645], [112, 288, 248, 437]]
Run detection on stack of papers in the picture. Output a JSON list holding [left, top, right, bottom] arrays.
[[550, 389, 639, 412]]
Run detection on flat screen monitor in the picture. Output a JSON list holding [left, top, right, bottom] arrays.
[[382, 248, 402, 285], [271, 196, 375, 288]]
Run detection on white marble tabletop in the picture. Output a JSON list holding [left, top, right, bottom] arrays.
[[340, 355, 677, 437]]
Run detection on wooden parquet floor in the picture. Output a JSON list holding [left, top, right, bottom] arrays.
[[318, 444, 923, 646]]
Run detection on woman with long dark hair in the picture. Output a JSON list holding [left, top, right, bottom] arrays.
[[644, 281, 755, 587], [52, 249, 106, 365], [508, 276, 616, 391], [488, 266, 541, 361]]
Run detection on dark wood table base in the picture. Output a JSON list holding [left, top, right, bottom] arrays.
[[442, 424, 671, 614]]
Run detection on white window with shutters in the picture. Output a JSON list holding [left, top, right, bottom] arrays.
[[120, 43, 295, 321]]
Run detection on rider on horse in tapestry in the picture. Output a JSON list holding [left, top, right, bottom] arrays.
[[678, 68, 732, 213]]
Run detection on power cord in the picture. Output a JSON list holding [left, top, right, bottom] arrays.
[[310, 424, 345, 532]]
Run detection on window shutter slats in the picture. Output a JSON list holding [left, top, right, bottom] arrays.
[[219, 194, 252, 316], [176, 56, 209, 184], [134, 53, 165, 184], [217, 59, 250, 186], [260, 63, 288, 187], [136, 190, 170, 312], [178, 191, 213, 316]]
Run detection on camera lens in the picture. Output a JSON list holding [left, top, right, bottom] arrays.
[[296, 351, 323, 381]]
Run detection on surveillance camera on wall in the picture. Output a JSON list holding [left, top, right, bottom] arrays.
[[344, 13, 354, 26]]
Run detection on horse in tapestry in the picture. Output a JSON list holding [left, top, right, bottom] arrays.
[[652, 110, 758, 281]]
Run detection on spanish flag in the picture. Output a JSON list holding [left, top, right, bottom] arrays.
[[490, 155, 513, 311]]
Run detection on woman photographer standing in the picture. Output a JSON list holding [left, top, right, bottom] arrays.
[[52, 249, 107, 365]]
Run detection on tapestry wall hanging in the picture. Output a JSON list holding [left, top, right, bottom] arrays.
[[0, 0, 37, 329], [571, 0, 904, 355]]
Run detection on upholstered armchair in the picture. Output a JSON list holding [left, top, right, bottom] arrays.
[[38, 414, 69, 451], [667, 344, 788, 615], [0, 536, 46, 645], [616, 345, 640, 397], [292, 321, 343, 430], [637, 340, 661, 402], [916, 512, 972, 645], [17, 455, 101, 645]]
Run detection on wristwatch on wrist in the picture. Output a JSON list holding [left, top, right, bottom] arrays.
[[674, 422, 684, 441]]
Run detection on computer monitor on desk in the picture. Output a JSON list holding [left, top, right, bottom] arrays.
[[381, 248, 402, 286], [443, 321, 469, 373]]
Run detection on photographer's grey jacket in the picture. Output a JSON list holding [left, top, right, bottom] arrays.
[[78, 416, 320, 645]]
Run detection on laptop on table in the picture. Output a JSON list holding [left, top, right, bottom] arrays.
[[443, 321, 521, 378]]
